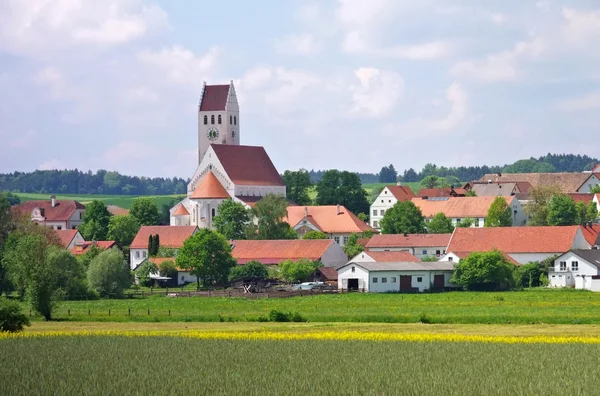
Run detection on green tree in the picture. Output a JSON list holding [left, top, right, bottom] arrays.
[[0, 192, 20, 206], [587, 202, 598, 223], [450, 250, 515, 291], [0, 297, 30, 332], [228, 261, 269, 282], [80, 200, 111, 240], [282, 169, 313, 206], [213, 199, 251, 240], [0, 194, 12, 293], [445, 176, 462, 188], [158, 260, 177, 280], [456, 218, 475, 228], [76, 244, 102, 269], [279, 259, 321, 283], [107, 215, 140, 247], [136, 260, 158, 287], [591, 185, 600, 194], [547, 195, 577, 226], [576, 201, 588, 225], [525, 185, 562, 226], [420, 175, 441, 189], [315, 170, 369, 216], [302, 231, 328, 240], [421, 256, 439, 262], [342, 232, 367, 258], [465, 190, 477, 197], [46, 247, 88, 299], [380, 201, 426, 234], [176, 229, 236, 288], [130, 197, 160, 226], [87, 248, 131, 297], [427, 213, 454, 234], [378, 164, 397, 183], [485, 197, 512, 227], [368, 186, 384, 205], [514, 262, 546, 288], [247, 194, 297, 240]]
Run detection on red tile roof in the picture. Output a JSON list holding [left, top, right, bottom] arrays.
[[286, 205, 375, 234], [412, 196, 513, 218], [173, 204, 190, 216], [568, 193, 594, 204], [199, 84, 230, 111], [191, 171, 230, 199], [364, 251, 421, 262], [71, 241, 116, 255], [316, 267, 338, 281], [107, 205, 129, 216], [452, 250, 521, 265], [356, 238, 372, 248], [386, 185, 415, 201], [447, 226, 583, 254], [16, 199, 85, 222], [479, 173, 594, 193], [580, 224, 600, 246], [367, 234, 451, 249], [55, 229, 80, 248], [231, 239, 334, 264], [212, 145, 285, 186], [417, 188, 452, 198], [130, 226, 197, 249]]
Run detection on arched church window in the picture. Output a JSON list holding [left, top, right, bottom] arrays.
[[218, 115, 222, 124], [211, 208, 216, 218], [234, 116, 237, 125], [230, 115, 232, 124], [211, 115, 215, 124], [203, 115, 208, 125]]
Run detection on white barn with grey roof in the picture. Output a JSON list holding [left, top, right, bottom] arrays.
[[549, 250, 600, 291], [337, 261, 456, 293]]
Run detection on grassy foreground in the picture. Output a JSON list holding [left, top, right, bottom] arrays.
[[44, 290, 600, 324], [1, 334, 597, 395]]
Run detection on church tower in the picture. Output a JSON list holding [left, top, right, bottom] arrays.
[[197, 81, 240, 163]]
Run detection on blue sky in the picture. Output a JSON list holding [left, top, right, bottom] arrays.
[[1, 0, 599, 178]]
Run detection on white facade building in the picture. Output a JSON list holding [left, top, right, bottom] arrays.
[[365, 234, 451, 260], [16, 197, 85, 230], [549, 250, 600, 290], [369, 185, 415, 229]]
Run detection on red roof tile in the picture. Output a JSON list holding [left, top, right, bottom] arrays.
[[580, 224, 600, 246], [417, 188, 452, 198], [107, 205, 130, 216], [356, 238, 371, 248], [367, 234, 451, 249], [231, 239, 333, 264], [364, 251, 421, 262], [199, 84, 230, 111], [448, 226, 583, 254], [130, 226, 197, 249], [479, 173, 594, 193], [316, 267, 338, 281], [16, 199, 85, 222], [173, 204, 190, 216], [412, 196, 513, 218], [71, 241, 116, 255], [568, 193, 594, 204], [386, 185, 415, 201], [212, 145, 285, 186], [191, 171, 230, 199], [55, 229, 80, 248], [286, 205, 375, 234]]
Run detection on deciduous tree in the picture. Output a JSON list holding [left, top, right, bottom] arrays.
[[213, 199, 251, 240], [380, 201, 426, 235], [450, 250, 515, 291], [247, 194, 297, 240], [485, 197, 512, 227], [130, 197, 160, 226], [282, 169, 313, 206], [525, 185, 562, 226], [427, 213, 454, 234], [547, 194, 577, 226], [228, 261, 269, 282], [279, 259, 321, 283], [315, 170, 369, 216], [302, 231, 328, 240], [107, 215, 140, 247], [80, 200, 111, 240], [87, 248, 131, 297]]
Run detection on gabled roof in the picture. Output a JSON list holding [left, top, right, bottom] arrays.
[[211, 145, 285, 186], [55, 229, 81, 248], [471, 182, 519, 197], [231, 239, 334, 264], [199, 84, 230, 111], [107, 205, 130, 216], [385, 185, 415, 201], [580, 224, 600, 246], [316, 267, 338, 281], [130, 226, 197, 249], [478, 173, 594, 193], [367, 234, 451, 249], [173, 204, 190, 216], [568, 193, 594, 204], [16, 199, 85, 221], [362, 251, 421, 262], [71, 241, 116, 255], [190, 171, 230, 199], [417, 188, 452, 198], [286, 205, 374, 234], [412, 196, 513, 218], [447, 226, 583, 254], [340, 261, 454, 272], [559, 249, 600, 268]]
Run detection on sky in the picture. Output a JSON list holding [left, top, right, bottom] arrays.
[[1, 0, 599, 178]]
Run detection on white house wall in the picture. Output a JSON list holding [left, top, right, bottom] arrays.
[[338, 265, 370, 291], [577, 174, 600, 193], [370, 187, 400, 229], [368, 246, 447, 259], [508, 252, 562, 264], [130, 248, 149, 270], [550, 251, 599, 289]]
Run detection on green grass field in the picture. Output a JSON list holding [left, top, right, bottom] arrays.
[[14, 192, 184, 209], [1, 334, 597, 395], [32, 289, 600, 324]]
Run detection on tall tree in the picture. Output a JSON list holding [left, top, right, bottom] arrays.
[[87, 248, 131, 297], [315, 170, 369, 216], [279, 259, 321, 283], [0, 195, 12, 291], [402, 168, 419, 182], [587, 202, 599, 223], [176, 229, 236, 288], [107, 215, 140, 247], [378, 164, 397, 183], [450, 250, 515, 291], [130, 197, 160, 226], [547, 195, 577, 226], [380, 201, 426, 235], [282, 169, 312, 206], [247, 194, 297, 240], [80, 200, 111, 240], [427, 213, 454, 234], [524, 185, 562, 226], [485, 197, 512, 227], [419, 175, 441, 189], [213, 199, 251, 240]]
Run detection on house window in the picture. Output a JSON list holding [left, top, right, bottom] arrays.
[[381, 210, 385, 216], [230, 115, 232, 124], [218, 115, 222, 124], [136, 251, 140, 258], [351, 266, 355, 273], [448, 257, 453, 262], [381, 200, 384, 203], [436, 250, 441, 256], [343, 236, 349, 245], [181, 276, 185, 281], [72, 226, 76, 230], [422, 250, 427, 255], [391, 277, 397, 283], [56, 226, 62, 230], [416, 277, 423, 283], [572, 261, 579, 271], [234, 116, 237, 125], [211, 115, 215, 124], [373, 221, 378, 228], [373, 209, 378, 216], [373, 277, 378, 283], [143, 251, 147, 258], [79, 212, 83, 220], [334, 236, 340, 244], [559, 261, 567, 271], [456, 218, 461, 223], [388, 200, 391, 203], [211, 208, 216, 217], [384, 190, 387, 194], [382, 277, 387, 283], [474, 219, 480, 227], [204, 115, 208, 125]]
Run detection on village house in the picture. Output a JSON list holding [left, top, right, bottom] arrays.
[[580, 224, 600, 248], [70, 241, 117, 256], [365, 234, 451, 259], [478, 172, 600, 193], [16, 196, 85, 230], [337, 261, 455, 292], [286, 205, 375, 247], [467, 181, 532, 198], [370, 184, 415, 229], [55, 229, 85, 250], [411, 196, 527, 227], [350, 250, 421, 263], [549, 250, 600, 290], [230, 239, 347, 267], [442, 226, 590, 265], [416, 187, 467, 198], [129, 226, 198, 270]]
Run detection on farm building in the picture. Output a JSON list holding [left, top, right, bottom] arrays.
[[549, 250, 600, 290], [337, 261, 455, 293], [230, 239, 347, 267], [71, 240, 117, 256], [350, 250, 420, 263], [15, 196, 86, 230], [370, 184, 415, 229], [366, 234, 451, 259], [55, 229, 85, 250], [130, 226, 199, 270]]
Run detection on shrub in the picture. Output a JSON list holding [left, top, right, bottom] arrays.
[[0, 298, 30, 332], [228, 261, 268, 282], [87, 248, 131, 298], [451, 250, 516, 291], [136, 260, 158, 287], [267, 309, 307, 322]]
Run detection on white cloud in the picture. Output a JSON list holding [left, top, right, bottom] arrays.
[[562, 7, 600, 46], [275, 33, 321, 55], [557, 91, 600, 112], [426, 83, 468, 131], [350, 67, 404, 117]]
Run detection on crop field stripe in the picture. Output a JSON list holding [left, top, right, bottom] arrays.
[[4, 330, 600, 344]]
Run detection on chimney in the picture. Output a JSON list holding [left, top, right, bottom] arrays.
[[498, 172, 502, 177], [337, 204, 341, 215], [403, 233, 408, 237], [397, 181, 402, 186], [304, 206, 308, 218], [50, 195, 56, 208]]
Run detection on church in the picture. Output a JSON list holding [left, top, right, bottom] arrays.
[[169, 81, 286, 227]]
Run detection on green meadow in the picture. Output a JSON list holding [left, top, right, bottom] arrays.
[[14, 192, 183, 209]]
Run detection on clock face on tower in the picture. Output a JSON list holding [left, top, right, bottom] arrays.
[[231, 129, 236, 139], [207, 128, 219, 141]]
